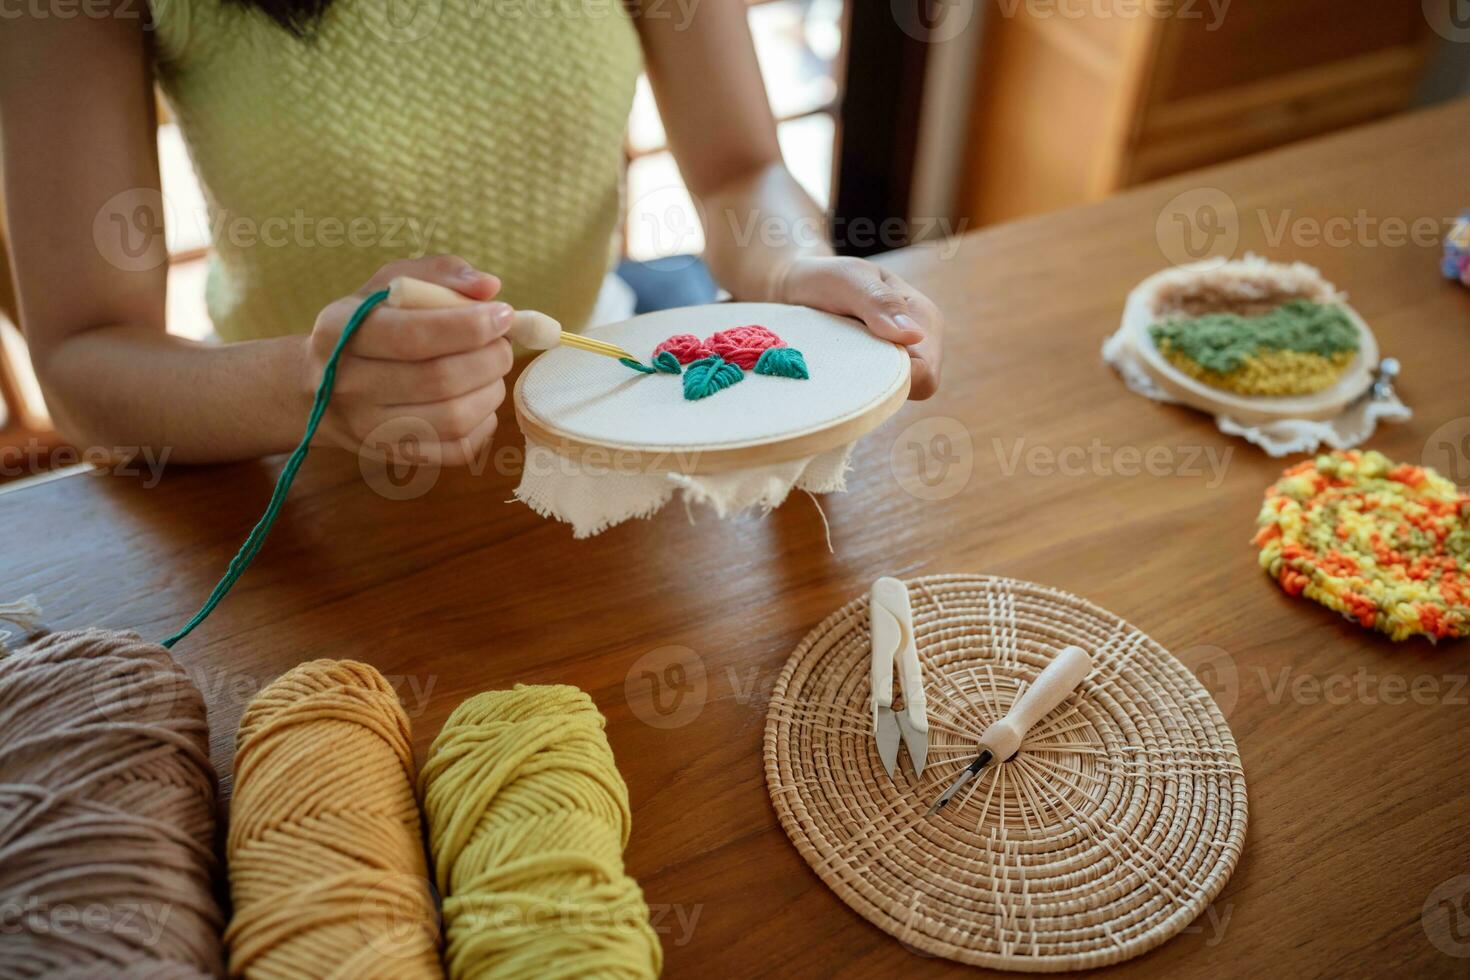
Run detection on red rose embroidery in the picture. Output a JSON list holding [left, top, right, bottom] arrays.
[[705, 325, 785, 370], [653, 334, 714, 364]]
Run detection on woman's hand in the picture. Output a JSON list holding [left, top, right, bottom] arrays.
[[306, 255, 514, 466], [774, 256, 944, 399]]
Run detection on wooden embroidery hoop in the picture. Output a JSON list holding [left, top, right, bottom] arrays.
[[513, 303, 911, 476], [1116, 262, 1379, 426]]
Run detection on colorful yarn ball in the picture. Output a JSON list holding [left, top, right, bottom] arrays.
[[1442, 253, 1470, 286], [704, 325, 785, 370], [652, 334, 713, 364], [419, 685, 662, 980], [225, 660, 441, 978], [1253, 450, 1470, 641], [1443, 211, 1470, 286], [0, 627, 224, 978]]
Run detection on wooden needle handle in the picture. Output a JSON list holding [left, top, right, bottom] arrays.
[[386, 275, 562, 350], [978, 645, 1092, 761]]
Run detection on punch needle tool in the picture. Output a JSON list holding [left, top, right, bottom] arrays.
[[928, 644, 1092, 815], [388, 275, 637, 362]]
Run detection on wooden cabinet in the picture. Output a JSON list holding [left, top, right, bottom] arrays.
[[960, 0, 1436, 225]]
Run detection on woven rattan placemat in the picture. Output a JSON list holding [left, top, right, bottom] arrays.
[[763, 575, 1247, 971]]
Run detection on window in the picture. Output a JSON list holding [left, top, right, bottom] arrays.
[[624, 0, 846, 260]]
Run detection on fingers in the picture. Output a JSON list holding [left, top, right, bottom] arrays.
[[335, 339, 514, 402], [355, 410, 501, 469], [861, 271, 926, 347], [376, 377, 506, 444], [907, 340, 941, 400], [361, 254, 501, 302], [869, 269, 943, 400], [319, 302, 513, 361], [782, 256, 945, 398], [435, 412, 501, 468], [799, 258, 925, 346], [321, 254, 512, 361], [310, 255, 515, 464], [352, 379, 506, 467]]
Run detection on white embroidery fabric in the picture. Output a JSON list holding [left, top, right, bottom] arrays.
[[514, 438, 854, 538], [1102, 326, 1411, 457], [513, 302, 906, 537]]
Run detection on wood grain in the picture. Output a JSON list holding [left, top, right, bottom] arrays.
[[961, 0, 1434, 223], [4, 101, 1470, 977]]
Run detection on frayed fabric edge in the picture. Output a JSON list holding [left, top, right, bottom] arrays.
[[512, 441, 856, 538], [513, 482, 677, 539]]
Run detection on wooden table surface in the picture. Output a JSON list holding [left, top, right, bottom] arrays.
[[6, 100, 1470, 978]]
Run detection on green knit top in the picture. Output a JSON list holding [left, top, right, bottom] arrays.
[[149, 0, 642, 341]]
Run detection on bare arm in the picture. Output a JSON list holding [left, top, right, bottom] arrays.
[[635, 0, 944, 397], [0, 7, 314, 461], [1, 8, 512, 464]]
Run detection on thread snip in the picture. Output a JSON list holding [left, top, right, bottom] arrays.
[[419, 685, 661, 980], [224, 660, 440, 979], [0, 628, 224, 978]]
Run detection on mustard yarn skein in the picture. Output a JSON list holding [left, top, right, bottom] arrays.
[[420, 685, 662, 979], [224, 659, 440, 979], [0, 628, 224, 979]]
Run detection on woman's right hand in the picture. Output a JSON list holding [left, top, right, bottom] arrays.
[[306, 255, 515, 467]]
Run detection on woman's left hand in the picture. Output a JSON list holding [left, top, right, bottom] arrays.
[[774, 255, 944, 399]]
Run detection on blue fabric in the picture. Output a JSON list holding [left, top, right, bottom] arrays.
[[615, 255, 719, 314]]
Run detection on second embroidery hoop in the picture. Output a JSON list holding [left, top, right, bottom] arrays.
[[513, 303, 911, 475], [1115, 259, 1379, 425]]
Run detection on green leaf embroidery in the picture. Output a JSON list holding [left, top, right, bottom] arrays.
[[682, 356, 744, 400], [653, 350, 682, 374], [619, 358, 656, 374], [753, 346, 809, 379]]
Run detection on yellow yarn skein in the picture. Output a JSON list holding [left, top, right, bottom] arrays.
[[420, 685, 662, 980], [225, 660, 441, 979]]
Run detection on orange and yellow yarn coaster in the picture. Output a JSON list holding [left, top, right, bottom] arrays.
[[1254, 450, 1470, 641]]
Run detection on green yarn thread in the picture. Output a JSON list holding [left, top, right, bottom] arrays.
[[753, 346, 809, 379], [622, 351, 683, 375], [1148, 299, 1358, 374], [682, 356, 744, 400], [162, 288, 392, 648]]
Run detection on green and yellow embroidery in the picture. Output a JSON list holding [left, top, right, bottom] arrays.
[[1150, 299, 1359, 396]]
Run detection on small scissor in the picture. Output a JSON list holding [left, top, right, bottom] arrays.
[[870, 577, 928, 780]]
